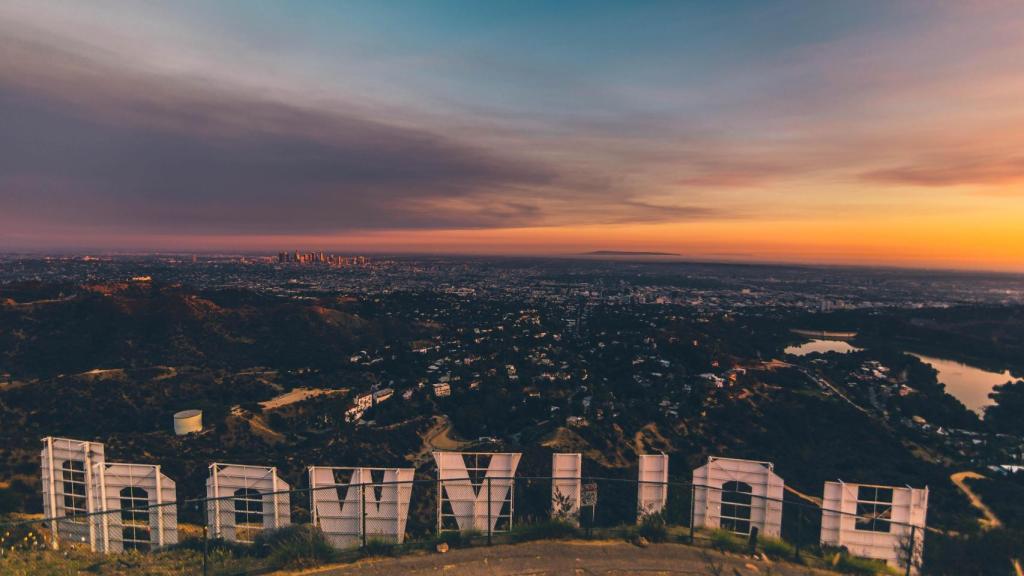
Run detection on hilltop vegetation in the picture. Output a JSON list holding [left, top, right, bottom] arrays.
[[0, 281, 431, 378]]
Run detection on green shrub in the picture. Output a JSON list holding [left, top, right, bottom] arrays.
[[362, 538, 397, 557], [708, 529, 745, 553], [759, 536, 795, 559], [433, 529, 482, 549], [0, 546, 243, 576], [253, 524, 335, 569], [510, 519, 579, 543], [636, 512, 668, 543], [174, 534, 250, 558], [826, 550, 900, 575]]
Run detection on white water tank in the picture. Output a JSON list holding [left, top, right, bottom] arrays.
[[174, 409, 203, 435]]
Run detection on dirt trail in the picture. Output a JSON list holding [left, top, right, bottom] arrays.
[[951, 471, 1002, 530], [950, 472, 1022, 574], [286, 540, 838, 576], [230, 406, 286, 444], [409, 416, 469, 464], [785, 485, 823, 506]]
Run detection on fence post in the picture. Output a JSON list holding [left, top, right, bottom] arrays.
[[309, 488, 315, 563], [361, 482, 368, 548], [202, 524, 209, 576], [590, 502, 596, 537], [905, 524, 916, 576], [688, 483, 696, 544], [794, 505, 802, 561], [487, 477, 493, 546]]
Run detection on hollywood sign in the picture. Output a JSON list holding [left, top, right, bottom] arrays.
[[435, 451, 520, 533], [38, 437, 927, 572], [309, 466, 414, 547], [41, 437, 177, 553], [207, 463, 291, 543]]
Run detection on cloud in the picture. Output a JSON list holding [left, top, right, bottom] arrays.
[[0, 36, 550, 234], [673, 159, 798, 189], [860, 154, 1024, 190], [0, 32, 716, 240]]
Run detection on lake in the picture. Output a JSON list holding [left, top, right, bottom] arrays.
[[784, 339, 863, 356], [908, 353, 1016, 414]]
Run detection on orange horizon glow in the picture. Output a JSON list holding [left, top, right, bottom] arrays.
[[29, 214, 1023, 273]]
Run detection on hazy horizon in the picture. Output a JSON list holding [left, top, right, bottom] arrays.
[[5, 247, 1024, 277]]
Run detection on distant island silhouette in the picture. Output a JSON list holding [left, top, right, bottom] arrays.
[[581, 250, 680, 256]]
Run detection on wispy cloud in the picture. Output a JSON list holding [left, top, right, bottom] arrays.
[[0, 32, 717, 237], [860, 154, 1024, 190]]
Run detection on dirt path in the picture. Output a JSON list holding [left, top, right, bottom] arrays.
[[950, 472, 1023, 575], [951, 471, 1002, 530], [785, 485, 823, 507], [284, 540, 837, 576], [425, 416, 466, 450], [230, 406, 286, 444], [809, 371, 870, 415], [6, 294, 78, 307], [409, 416, 469, 464]]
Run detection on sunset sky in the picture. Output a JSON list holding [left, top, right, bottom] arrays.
[[2, 1, 1023, 271]]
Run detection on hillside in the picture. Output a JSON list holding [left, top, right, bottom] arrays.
[[0, 281, 429, 378], [2, 280, 1023, 573]]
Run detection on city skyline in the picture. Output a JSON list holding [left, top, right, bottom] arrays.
[[2, 1, 1024, 271]]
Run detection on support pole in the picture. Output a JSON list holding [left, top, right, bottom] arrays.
[[155, 465, 164, 548], [436, 476, 442, 536], [361, 482, 368, 548], [487, 477, 492, 546], [589, 503, 595, 539], [794, 505, 803, 561], [905, 525, 917, 576], [46, 438, 59, 550], [202, 524, 209, 576], [688, 483, 696, 544], [309, 468, 318, 528], [271, 467, 280, 529], [98, 463, 109, 553], [83, 442, 96, 550], [212, 465, 221, 538]]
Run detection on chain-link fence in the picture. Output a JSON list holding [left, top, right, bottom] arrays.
[[0, 476, 924, 575]]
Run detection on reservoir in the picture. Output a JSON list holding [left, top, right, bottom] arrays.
[[784, 339, 863, 356], [908, 353, 1016, 414]]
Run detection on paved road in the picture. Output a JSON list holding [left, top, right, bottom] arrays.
[[287, 540, 834, 576]]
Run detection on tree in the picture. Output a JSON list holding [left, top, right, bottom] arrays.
[[985, 380, 1024, 436]]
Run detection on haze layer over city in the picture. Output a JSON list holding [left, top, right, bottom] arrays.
[[1, 2, 1023, 575]]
